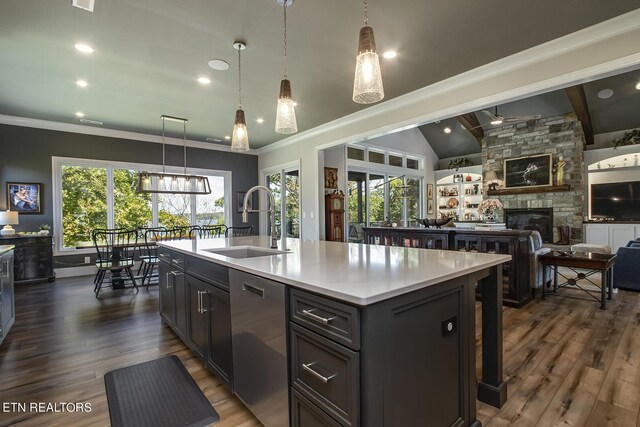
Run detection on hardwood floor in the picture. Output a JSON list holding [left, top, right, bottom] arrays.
[[0, 276, 638, 426]]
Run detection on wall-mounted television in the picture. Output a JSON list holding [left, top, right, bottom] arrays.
[[591, 181, 640, 221]]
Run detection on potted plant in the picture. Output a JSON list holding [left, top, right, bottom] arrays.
[[39, 224, 51, 235], [447, 157, 473, 171], [612, 129, 640, 149], [477, 199, 503, 223]]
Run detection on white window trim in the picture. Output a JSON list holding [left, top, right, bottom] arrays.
[[260, 159, 301, 237], [52, 156, 231, 256]]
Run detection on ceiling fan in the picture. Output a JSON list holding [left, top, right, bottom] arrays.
[[481, 106, 541, 125]]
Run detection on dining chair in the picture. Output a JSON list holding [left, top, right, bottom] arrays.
[[169, 225, 200, 240], [136, 226, 165, 275], [190, 225, 226, 239], [139, 227, 172, 288], [92, 228, 139, 297], [225, 225, 254, 237]]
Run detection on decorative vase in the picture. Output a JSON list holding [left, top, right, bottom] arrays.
[[484, 211, 498, 223]]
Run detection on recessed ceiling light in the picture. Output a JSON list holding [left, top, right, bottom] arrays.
[[208, 59, 230, 71], [382, 50, 397, 59], [75, 112, 85, 117], [635, 82, 640, 90], [256, 118, 265, 124], [197, 76, 211, 85], [76, 79, 88, 88], [224, 135, 231, 140], [598, 88, 614, 99], [444, 126, 452, 134], [74, 43, 94, 54]]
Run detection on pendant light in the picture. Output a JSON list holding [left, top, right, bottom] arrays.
[[136, 115, 212, 194], [231, 41, 249, 152], [352, 0, 384, 104], [275, 0, 298, 134]]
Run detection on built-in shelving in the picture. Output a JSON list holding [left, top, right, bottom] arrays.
[[436, 172, 483, 221]]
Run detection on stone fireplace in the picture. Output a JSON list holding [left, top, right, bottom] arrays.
[[505, 208, 553, 242]]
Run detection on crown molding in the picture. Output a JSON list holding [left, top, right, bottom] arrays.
[[0, 115, 258, 155], [257, 9, 640, 155]]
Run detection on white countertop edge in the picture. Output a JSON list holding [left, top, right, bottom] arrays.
[[157, 239, 511, 306]]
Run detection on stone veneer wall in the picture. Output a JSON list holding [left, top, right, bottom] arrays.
[[482, 113, 585, 242]]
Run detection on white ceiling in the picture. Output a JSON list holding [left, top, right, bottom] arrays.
[[1, 1, 638, 148]]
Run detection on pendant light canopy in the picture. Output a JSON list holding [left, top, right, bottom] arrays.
[[137, 115, 212, 194], [231, 41, 250, 152], [353, 0, 384, 104], [275, 0, 298, 134]]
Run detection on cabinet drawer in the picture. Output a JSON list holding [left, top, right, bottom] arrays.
[[185, 255, 229, 290], [291, 323, 359, 427], [291, 388, 344, 427], [291, 289, 360, 350], [158, 248, 184, 269]]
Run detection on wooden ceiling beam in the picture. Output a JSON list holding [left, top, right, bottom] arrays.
[[564, 84, 594, 146], [456, 113, 484, 145]]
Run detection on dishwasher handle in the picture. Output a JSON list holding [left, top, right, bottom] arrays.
[[242, 283, 264, 298]]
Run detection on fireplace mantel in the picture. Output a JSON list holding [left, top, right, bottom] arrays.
[[487, 184, 571, 196]]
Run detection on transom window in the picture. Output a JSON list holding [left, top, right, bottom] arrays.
[[53, 157, 230, 254]]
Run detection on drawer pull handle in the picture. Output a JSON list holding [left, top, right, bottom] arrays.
[[172, 258, 183, 264], [242, 283, 264, 298], [301, 309, 334, 324], [302, 363, 335, 383], [170, 271, 184, 277]]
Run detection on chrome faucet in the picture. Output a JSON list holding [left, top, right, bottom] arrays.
[[242, 185, 278, 249]]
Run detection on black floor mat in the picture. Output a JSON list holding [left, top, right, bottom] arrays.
[[104, 355, 220, 427]]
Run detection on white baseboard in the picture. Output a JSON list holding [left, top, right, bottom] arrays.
[[54, 266, 97, 278]]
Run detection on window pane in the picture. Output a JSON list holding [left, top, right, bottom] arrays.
[[62, 165, 107, 248], [389, 154, 403, 167], [285, 170, 300, 238], [406, 178, 421, 226], [368, 151, 385, 164], [348, 171, 366, 225], [406, 158, 419, 170], [195, 175, 226, 227], [158, 193, 191, 228], [388, 176, 404, 225], [347, 146, 364, 161], [114, 169, 152, 230], [267, 173, 282, 236], [368, 174, 385, 225]]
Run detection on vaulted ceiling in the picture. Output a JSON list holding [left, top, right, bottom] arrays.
[[1, 1, 638, 148]]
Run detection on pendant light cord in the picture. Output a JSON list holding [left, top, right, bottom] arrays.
[[363, 0, 368, 26], [183, 120, 187, 176], [161, 118, 166, 174], [238, 47, 242, 109], [283, 2, 288, 78]]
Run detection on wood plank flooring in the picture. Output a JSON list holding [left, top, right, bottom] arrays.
[[0, 276, 639, 426]]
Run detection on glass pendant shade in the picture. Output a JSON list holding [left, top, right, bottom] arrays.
[[231, 109, 249, 152], [275, 79, 298, 134], [353, 26, 384, 104]]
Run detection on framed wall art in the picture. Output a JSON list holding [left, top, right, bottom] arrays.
[[504, 154, 552, 188], [7, 182, 42, 214], [324, 167, 338, 189]]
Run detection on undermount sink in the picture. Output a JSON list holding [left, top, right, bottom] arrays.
[[204, 245, 290, 259]]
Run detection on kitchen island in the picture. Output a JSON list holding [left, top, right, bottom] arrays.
[[157, 236, 510, 427]]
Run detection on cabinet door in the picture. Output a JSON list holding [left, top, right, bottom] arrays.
[[206, 285, 233, 387], [186, 275, 208, 359], [585, 224, 609, 246], [610, 225, 635, 253], [158, 261, 174, 325], [173, 270, 187, 338]]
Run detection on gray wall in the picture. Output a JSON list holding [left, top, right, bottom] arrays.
[[0, 124, 259, 268]]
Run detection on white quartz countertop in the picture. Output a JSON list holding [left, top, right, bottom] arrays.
[[158, 237, 511, 306]]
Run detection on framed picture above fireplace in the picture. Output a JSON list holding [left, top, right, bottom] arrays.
[[504, 154, 552, 188]]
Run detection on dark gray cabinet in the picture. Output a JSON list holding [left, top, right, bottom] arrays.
[[159, 248, 233, 390], [0, 235, 54, 284], [0, 249, 15, 346]]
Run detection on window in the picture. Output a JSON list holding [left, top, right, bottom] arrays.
[[388, 154, 403, 167], [54, 158, 230, 253], [347, 146, 365, 161], [265, 164, 300, 239], [368, 150, 385, 164], [406, 157, 420, 170]]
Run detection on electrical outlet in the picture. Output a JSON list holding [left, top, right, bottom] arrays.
[[84, 256, 91, 264]]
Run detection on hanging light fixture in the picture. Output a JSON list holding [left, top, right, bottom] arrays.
[[374, 175, 410, 198], [136, 115, 212, 194], [275, 0, 298, 134], [231, 41, 249, 152], [352, 0, 384, 104]]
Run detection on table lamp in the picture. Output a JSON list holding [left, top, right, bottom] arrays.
[[0, 211, 19, 236], [485, 171, 499, 191]]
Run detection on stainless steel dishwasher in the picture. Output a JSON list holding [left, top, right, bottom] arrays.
[[229, 270, 288, 427]]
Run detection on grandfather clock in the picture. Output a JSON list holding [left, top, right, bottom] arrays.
[[325, 190, 345, 242]]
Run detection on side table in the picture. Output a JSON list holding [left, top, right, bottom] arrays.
[[539, 251, 616, 309]]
